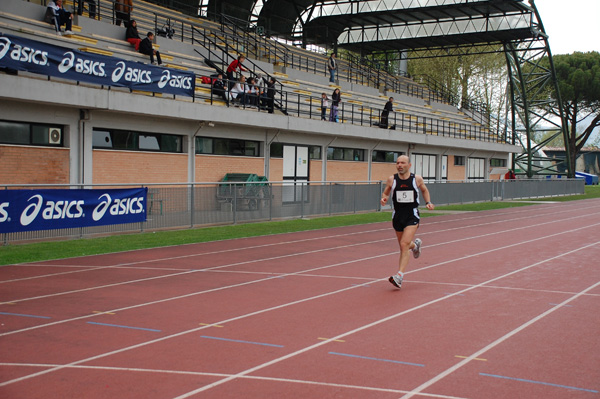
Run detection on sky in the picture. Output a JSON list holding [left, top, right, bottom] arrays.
[[530, 1, 600, 142], [534, 0, 600, 55]]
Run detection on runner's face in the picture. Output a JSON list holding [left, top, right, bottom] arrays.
[[396, 158, 410, 174]]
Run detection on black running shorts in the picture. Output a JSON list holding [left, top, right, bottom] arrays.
[[392, 208, 420, 232]]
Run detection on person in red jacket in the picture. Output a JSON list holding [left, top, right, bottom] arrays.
[[226, 55, 248, 89]]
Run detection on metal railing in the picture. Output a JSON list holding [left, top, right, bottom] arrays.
[[24, 0, 470, 107], [200, 78, 504, 143], [1, 179, 584, 244]]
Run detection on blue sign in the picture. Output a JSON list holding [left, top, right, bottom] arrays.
[[0, 33, 195, 97], [0, 188, 148, 234]]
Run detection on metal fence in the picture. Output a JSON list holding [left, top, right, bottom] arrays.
[[1, 178, 584, 244]]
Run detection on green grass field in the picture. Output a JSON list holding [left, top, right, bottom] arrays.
[[1, 185, 598, 266]]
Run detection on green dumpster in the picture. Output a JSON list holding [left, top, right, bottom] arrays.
[[217, 173, 270, 210]]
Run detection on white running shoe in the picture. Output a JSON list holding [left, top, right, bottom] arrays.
[[388, 274, 403, 288], [413, 238, 422, 259]]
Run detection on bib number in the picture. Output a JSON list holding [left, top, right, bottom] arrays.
[[396, 191, 414, 203]]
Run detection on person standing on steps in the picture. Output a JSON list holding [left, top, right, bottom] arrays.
[[328, 52, 337, 83], [380, 155, 435, 289]]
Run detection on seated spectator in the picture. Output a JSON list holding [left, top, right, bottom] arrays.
[[211, 74, 231, 104], [246, 77, 260, 108], [125, 20, 141, 51], [255, 74, 267, 91], [139, 32, 162, 65], [114, 0, 133, 27], [230, 75, 248, 107], [77, 0, 96, 19], [45, 0, 72, 34]]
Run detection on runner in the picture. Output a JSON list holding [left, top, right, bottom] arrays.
[[380, 155, 435, 288]]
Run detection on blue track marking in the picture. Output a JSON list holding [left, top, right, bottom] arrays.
[[86, 321, 161, 332], [329, 352, 425, 367], [0, 312, 51, 319], [200, 335, 284, 348], [479, 373, 599, 393]]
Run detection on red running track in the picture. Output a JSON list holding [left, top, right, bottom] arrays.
[[0, 198, 599, 398]]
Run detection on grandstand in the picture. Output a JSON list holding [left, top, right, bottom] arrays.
[[0, 0, 519, 187]]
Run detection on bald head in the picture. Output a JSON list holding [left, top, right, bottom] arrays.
[[396, 155, 411, 176]]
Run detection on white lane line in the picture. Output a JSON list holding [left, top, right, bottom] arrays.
[[170, 239, 600, 398], [4, 202, 592, 281], [1, 235, 598, 390], [2, 216, 599, 339], [398, 277, 600, 399], [0, 363, 468, 399], [4, 207, 597, 304]]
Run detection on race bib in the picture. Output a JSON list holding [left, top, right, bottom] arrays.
[[396, 191, 414, 203]]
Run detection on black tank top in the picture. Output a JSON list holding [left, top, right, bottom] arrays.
[[391, 173, 419, 211]]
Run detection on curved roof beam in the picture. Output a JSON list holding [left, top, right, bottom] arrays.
[[292, 0, 483, 37], [338, 12, 532, 47], [249, 0, 264, 25]]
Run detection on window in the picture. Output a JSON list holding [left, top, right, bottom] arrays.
[[197, 137, 260, 157], [468, 157, 486, 181], [270, 142, 283, 158], [309, 146, 321, 160], [0, 120, 63, 146], [372, 150, 403, 163], [411, 153, 436, 182], [490, 158, 507, 167], [92, 129, 182, 153], [327, 147, 365, 161], [454, 155, 465, 166]]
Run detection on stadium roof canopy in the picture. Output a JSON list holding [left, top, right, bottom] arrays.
[[200, 0, 539, 54]]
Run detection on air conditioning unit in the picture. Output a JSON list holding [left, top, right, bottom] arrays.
[[48, 128, 62, 144]]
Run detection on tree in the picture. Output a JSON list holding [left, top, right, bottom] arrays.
[[552, 51, 600, 174], [406, 49, 507, 120]]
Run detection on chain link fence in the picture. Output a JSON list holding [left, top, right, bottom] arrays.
[[1, 178, 584, 244]]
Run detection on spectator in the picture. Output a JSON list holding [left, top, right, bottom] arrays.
[[230, 75, 248, 107], [45, 0, 73, 34], [125, 20, 141, 51], [505, 169, 516, 180], [329, 88, 341, 122], [226, 55, 248, 89], [77, 0, 96, 19], [381, 97, 394, 128], [255, 74, 267, 92], [320, 93, 329, 121], [139, 32, 162, 65], [265, 77, 277, 114], [246, 77, 260, 108], [328, 53, 337, 83], [211, 74, 231, 104], [114, 0, 133, 27]]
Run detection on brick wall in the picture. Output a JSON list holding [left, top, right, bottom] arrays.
[[447, 156, 466, 181], [371, 162, 396, 182], [269, 158, 283, 181], [310, 160, 322, 181], [0, 145, 69, 184], [196, 155, 265, 182], [326, 160, 369, 181], [93, 150, 188, 184]]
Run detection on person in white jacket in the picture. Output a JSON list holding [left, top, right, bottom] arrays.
[[230, 75, 249, 107]]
